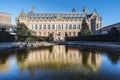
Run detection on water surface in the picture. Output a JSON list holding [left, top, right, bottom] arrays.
[[0, 45, 120, 80]]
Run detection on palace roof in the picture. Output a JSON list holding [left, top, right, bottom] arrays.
[[19, 7, 93, 19]]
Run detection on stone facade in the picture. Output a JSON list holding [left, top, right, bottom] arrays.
[[0, 12, 16, 34], [0, 12, 11, 24], [16, 7, 102, 40]]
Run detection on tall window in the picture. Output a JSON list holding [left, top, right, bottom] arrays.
[[35, 25, 37, 29], [52, 32, 54, 35], [48, 24, 50, 29], [44, 32, 46, 36], [73, 24, 76, 29], [73, 32, 76, 36], [39, 32, 41, 36], [77, 24, 80, 29], [44, 25, 46, 29], [52, 25, 55, 29], [69, 24, 72, 29], [96, 23, 99, 29], [66, 24, 68, 29], [39, 25, 42, 29], [58, 32, 61, 36], [65, 32, 68, 36], [31, 25, 33, 29], [69, 32, 71, 36], [48, 32, 50, 36], [58, 25, 61, 29]]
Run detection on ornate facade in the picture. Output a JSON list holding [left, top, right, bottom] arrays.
[[16, 7, 102, 40]]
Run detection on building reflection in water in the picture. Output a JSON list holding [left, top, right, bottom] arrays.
[[0, 54, 10, 73], [16, 45, 102, 75]]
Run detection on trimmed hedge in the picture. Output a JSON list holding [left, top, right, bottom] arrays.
[[0, 31, 15, 42], [66, 28, 120, 42], [66, 34, 120, 42], [16, 35, 49, 42]]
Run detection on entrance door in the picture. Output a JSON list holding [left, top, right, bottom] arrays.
[[56, 31, 61, 40]]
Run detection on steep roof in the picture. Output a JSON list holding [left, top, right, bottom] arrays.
[[24, 7, 92, 19], [26, 12, 91, 19]]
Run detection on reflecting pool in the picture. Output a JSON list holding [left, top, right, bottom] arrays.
[[0, 45, 120, 80]]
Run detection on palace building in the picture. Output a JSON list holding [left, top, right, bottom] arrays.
[[16, 7, 102, 40]]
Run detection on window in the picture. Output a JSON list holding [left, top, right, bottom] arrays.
[[44, 25, 46, 29], [73, 24, 76, 29], [96, 23, 99, 29], [73, 32, 76, 36], [48, 32, 50, 35], [58, 25, 61, 29], [48, 24, 50, 29], [44, 32, 46, 36], [69, 24, 72, 29], [58, 32, 61, 36], [52, 25, 55, 29], [77, 24, 80, 29], [39, 25, 42, 29], [65, 32, 68, 36], [39, 32, 41, 36], [66, 24, 68, 29], [29, 24, 33, 29], [52, 32, 54, 35], [69, 32, 71, 36], [32, 32, 37, 35], [35, 25, 37, 29], [62, 24, 63, 29]]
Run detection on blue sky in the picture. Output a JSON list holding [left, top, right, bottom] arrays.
[[0, 0, 120, 27]]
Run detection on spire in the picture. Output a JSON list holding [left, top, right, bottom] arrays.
[[83, 6, 87, 12], [31, 6, 35, 12], [19, 9, 26, 17], [72, 8, 76, 13], [83, 6, 90, 15]]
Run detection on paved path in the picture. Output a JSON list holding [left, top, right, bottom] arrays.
[[0, 41, 120, 53], [55, 41, 120, 52], [0, 42, 54, 52]]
